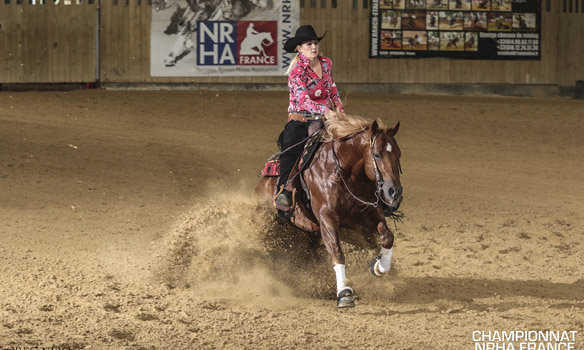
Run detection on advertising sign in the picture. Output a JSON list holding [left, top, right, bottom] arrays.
[[370, 0, 541, 60], [151, 0, 299, 76]]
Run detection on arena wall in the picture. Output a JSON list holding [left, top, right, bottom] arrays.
[[0, 0, 582, 90], [0, 0, 97, 83]]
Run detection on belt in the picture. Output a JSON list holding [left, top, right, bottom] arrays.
[[288, 111, 323, 122]]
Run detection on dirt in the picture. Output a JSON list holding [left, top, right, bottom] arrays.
[[0, 89, 583, 349]]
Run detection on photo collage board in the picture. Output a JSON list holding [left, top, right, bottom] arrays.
[[369, 0, 541, 60]]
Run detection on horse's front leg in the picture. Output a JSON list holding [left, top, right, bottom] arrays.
[[367, 215, 395, 277], [164, 33, 192, 67], [319, 207, 354, 308]]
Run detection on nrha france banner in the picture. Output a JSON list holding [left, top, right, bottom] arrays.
[[151, 0, 299, 77]]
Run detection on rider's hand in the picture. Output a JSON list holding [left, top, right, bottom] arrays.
[[325, 109, 338, 120], [336, 103, 346, 119]]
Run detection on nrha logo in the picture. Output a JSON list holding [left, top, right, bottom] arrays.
[[197, 21, 238, 66], [237, 21, 277, 65]]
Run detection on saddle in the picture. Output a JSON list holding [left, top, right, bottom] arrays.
[[259, 120, 323, 179], [258, 122, 324, 232]]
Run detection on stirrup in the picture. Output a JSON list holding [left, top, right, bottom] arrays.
[[273, 186, 296, 212]]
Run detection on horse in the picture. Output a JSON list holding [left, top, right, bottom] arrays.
[[255, 114, 403, 308], [447, 37, 459, 48], [389, 15, 399, 27], [407, 36, 418, 49], [383, 38, 400, 49], [432, 0, 444, 8], [240, 32, 274, 56], [403, 15, 417, 29], [496, 18, 510, 30], [478, 0, 489, 9], [429, 14, 436, 28], [428, 37, 439, 50], [465, 35, 476, 49]]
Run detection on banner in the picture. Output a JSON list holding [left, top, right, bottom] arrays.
[[370, 0, 541, 60], [151, 0, 299, 76]]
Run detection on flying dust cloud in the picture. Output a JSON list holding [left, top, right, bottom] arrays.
[[151, 191, 396, 303]]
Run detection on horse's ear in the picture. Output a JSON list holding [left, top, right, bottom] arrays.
[[389, 121, 400, 136]]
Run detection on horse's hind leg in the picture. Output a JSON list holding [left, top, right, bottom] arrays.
[[254, 177, 277, 205], [318, 208, 354, 308]]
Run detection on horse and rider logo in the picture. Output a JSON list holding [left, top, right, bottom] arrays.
[[237, 21, 277, 65], [197, 20, 277, 66]]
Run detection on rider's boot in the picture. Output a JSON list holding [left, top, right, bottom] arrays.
[[274, 185, 296, 213], [274, 153, 301, 212]]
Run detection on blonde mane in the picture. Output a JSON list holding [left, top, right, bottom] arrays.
[[322, 112, 385, 142]]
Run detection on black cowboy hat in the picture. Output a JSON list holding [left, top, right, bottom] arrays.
[[283, 25, 327, 53]]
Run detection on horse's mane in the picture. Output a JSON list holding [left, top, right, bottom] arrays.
[[322, 112, 385, 142]]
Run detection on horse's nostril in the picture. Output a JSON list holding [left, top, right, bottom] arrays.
[[389, 188, 395, 197]]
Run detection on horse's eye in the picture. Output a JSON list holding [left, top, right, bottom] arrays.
[[373, 152, 382, 160]]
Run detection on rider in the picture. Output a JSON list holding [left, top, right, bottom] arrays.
[[246, 23, 259, 38], [274, 25, 344, 211]]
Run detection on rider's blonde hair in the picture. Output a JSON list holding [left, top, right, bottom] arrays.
[[285, 53, 300, 75], [285, 51, 326, 75]]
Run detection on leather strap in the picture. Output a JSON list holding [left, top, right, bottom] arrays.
[[288, 113, 321, 122]]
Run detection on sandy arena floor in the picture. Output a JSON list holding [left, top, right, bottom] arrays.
[[0, 90, 583, 349]]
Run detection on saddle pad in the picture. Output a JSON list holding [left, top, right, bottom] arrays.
[[259, 159, 280, 177]]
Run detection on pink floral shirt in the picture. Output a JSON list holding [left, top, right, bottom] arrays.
[[288, 54, 343, 115]]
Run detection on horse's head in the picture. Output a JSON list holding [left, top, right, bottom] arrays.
[[323, 115, 403, 216], [261, 32, 274, 46], [364, 120, 403, 216]]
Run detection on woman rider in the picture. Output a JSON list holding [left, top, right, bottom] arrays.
[[275, 25, 344, 211]]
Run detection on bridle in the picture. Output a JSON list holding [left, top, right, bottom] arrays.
[[331, 132, 401, 209]]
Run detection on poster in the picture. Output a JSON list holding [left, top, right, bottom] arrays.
[[151, 0, 299, 77], [370, 0, 541, 59]]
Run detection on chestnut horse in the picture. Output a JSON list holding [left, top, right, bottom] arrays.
[[255, 115, 403, 308]]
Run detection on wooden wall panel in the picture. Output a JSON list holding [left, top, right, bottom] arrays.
[[99, 0, 284, 83], [0, 1, 97, 83], [1, 0, 581, 87], [557, 10, 584, 86]]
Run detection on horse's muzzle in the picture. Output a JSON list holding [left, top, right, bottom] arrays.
[[381, 182, 402, 205], [383, 196, 402, 217]]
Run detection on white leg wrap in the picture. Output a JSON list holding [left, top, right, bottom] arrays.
[[333, 264, 348, 295], [378, 247, 393, 274]]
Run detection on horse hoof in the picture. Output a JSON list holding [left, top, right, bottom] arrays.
[[369, 256, 383, 278], [337, 288, 355, 308]]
